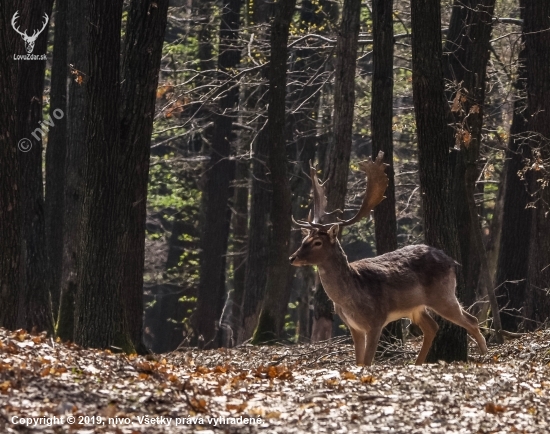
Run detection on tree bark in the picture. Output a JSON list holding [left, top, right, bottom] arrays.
[[239, 128, 271, 344], [253, 0, 296, 344], [195, 0, 241, 349], [238, 0, 273, 344], [443, 0, 496, 312], [0, 1, 21, 330], [371, 0, 402, 343], [57, 0, 89, 341], [287, 0, 334, 343], [411, 0, 467, 362], [223, 159, 248, 347], [312, 0, 362, 342], [371, 0, 396, 256], [15, 0, 54, 334], [523, 0, 550, 330], [443, 0, 501, 339], [46, 0, 68, 320], [73, 0, 130, 350], [495, 47, 531, 332], [120, 0, 169, 353]]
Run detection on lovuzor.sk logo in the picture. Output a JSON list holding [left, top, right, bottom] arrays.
[[11, 11, 48, 60]]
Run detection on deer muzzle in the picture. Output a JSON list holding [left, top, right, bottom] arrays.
[[289, 253, 305, 266]]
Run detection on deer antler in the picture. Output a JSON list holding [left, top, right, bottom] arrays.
[[11, 11, 26, 38], [337, 151, 389, 227], [31, 14, 49, 39], [292, 161, 341, 229], [292, 152, 388, 231]]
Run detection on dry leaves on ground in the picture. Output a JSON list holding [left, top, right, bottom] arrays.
[[1, 327, 549, 433]]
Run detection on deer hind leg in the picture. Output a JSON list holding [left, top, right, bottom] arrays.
[[412, 308, 439, 365], [363, 327, 382, 366], [431, 299, 488, 355], [349, 327, 366, 365]]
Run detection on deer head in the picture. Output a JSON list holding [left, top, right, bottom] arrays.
[[12, 11, 49, 54], [290, 151, 389, 266]]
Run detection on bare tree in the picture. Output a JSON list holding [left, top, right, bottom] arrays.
[[195, 0, 241, 348], [73, 0, 130, 349], [46, 0, 68, 319], [0, 1, 21, 330], [253, 0, 297, 343], [15, 0, 54, 333], [119, 0, 169, 352], [411, 0, 468, 362], [312, 0, 362, 342], [524, 0, 550, 330]]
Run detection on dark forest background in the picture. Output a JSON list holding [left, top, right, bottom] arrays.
[[0, 0, 549, 360]]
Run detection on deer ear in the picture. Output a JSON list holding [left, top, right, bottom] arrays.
[[327, 225, 339, 243], [301, 228, 310, 236]]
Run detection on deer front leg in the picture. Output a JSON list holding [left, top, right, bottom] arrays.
[[363, 327, 382, 366], [349, 327, 366, 365], [412, 309, 439, 365]]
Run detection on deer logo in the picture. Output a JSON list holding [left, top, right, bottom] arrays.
[[11, 11, 49, 54]]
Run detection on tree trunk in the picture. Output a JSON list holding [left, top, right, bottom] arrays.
[[524, 0, 550, 330], [120, 0, 169, 353], [46, 0, 68, 320], [16, 0, 54, 334], [239, 127, 271, 344], [223, 159, 248, 347], [312, 0, 362, 342], [57, 0, 89, 341], [411, 0, 467, 362], [238, 0, 273, 344], [371, 0, 402, 344], [0, 1, 21, 330], [444, 0, 501, 339], [495, 47, 531, 332], [73, 0, 130, 350], [194, 0, 241, 349], [443, 0, 496, 312], [286, 0, 333, 343], [253, 0, 296, 344]]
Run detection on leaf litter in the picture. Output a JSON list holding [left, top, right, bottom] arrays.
[[1, 327, 549, 433]]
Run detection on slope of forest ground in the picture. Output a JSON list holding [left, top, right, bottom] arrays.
[[1, 327, 549, 433]]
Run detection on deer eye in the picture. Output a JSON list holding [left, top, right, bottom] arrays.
[[313, 240, 322, 247]]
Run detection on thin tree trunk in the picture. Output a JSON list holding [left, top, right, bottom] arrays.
[[312, 0, 362, 342], [16, 0, 54, 333], [238, 0, 273, 344], [311, 73, 333, 342], [46, 0, 68, 320], [73, 0, 130, 350], [253, 0, 296, 344], [195, 0, 241, 349], [0, 1, 21, 330], [223, 159, 248, 347], [411, 0, 467, 362], [524, 0, 550, 330], [287, 0, 333, 343], [239, 127, 271, 343], [120, 0, 169, 353]]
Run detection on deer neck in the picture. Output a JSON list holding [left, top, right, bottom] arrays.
[[316, 241, 354, 305]]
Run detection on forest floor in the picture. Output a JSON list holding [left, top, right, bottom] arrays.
[[1, 327, 549, 433]]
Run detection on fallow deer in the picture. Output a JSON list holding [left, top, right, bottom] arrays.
[[289, 152, 487, 366]]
